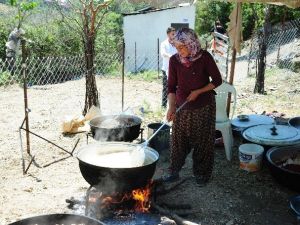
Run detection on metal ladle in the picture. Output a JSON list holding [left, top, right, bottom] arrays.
[[136, 101, 188, 151]]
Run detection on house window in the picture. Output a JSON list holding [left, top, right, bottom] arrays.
[[171, 23, 189, 31]]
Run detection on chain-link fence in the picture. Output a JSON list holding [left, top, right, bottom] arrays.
[[0, 43, 163, 133], [247, 19, 300, 76], [0, 43, 168, 107], [0, 55, 85, 86], [1, 19, 299, 109], [0, 48, 166, 157]]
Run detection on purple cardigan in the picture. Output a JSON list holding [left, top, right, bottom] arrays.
[[168, 50, 223, 110]]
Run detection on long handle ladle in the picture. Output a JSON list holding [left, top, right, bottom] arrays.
[[137, 101, 188, 151]]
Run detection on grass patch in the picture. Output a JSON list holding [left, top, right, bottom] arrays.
[[235, 67, 300, 117], [127, 70, 160, 82]]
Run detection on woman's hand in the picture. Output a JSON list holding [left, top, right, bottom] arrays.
[[167, 107, 176, 122], [187, 89, 202, 102]]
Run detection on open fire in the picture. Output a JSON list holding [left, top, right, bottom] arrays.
[[87, 182, 153, 217], [83, 184, 152, 217], [66, 179, 198, 225]]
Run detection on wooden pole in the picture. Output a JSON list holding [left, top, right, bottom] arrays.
[[122, 39, 125, 111], [226, 2, 240, 116], [157, 38, 160, 78], [228, 48, 237, 85], [21, 39, 30, 154], [226, 48, 236, 116]]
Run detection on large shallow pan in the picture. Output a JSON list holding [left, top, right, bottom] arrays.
[[266, 144, 300, 191], [8, 213, 104, 225], [89, 115, 142, 142], [76, 142, 159, 193]]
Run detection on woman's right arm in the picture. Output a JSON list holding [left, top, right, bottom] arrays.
[[167, 93, 176, 121], [167, 56, 177, 121]]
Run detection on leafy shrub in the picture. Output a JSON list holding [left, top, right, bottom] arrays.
[[0, 70, 11, 86], [0, 20, 10, 59]]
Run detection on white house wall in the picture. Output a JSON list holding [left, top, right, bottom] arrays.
[[123, 5, 196, 73]]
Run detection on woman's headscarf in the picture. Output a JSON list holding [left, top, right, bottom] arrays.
[[173, 28, 203, 67]]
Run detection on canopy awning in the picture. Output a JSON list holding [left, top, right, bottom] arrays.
[[219, 0, 300, 8]]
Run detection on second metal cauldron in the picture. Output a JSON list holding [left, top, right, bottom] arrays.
[[89, 115, 142, 142], [76, 142, 159, 193]]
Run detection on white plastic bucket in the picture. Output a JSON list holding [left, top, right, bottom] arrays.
[[239, 143, 264, 172]]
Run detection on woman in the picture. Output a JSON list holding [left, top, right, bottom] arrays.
[[164, 28, 222, 186]]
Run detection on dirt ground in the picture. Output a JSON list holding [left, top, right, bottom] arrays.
[[0, 74, 299, 225]]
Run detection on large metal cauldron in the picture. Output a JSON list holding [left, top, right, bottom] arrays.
[[266, 144, 300, 191], [8, 214, 104, 225], [77, 142, 159, 193], [89, 115, 142, 142]]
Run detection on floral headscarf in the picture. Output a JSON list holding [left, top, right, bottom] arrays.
[[173, 28, 203, 67]]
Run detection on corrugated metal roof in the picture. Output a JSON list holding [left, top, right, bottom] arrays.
[[122, 6, 185, 16]]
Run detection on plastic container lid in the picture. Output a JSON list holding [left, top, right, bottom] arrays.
[[242, 124, 300, 146], [232, 114, 274, 129], [239, 143, 264, 155]]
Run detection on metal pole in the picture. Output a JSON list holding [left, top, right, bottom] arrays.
[[21, 39, 30, 154], [157, 38, 160, 78], [24, 155, 35, 174], [19, 128, 26, 174], [122, 39, 125, 111], [134, 42, 137, 73], [20, 128, 72, 155]]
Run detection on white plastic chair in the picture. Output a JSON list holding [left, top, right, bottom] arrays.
[[215, 81, 237, 161]]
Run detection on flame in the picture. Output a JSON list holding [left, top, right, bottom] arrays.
[[132, 184, 152, 212], [101, 193, 131, 208], [95, 183, 153, 213]]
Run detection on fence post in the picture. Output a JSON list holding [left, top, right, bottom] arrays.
[[157, 38, 160, 78], [21, 39, 31, 154], [122, 39, 125, 111], [134, 42, 137, 73]]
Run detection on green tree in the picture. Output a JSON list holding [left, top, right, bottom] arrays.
[[55, 0, 113, 115], [195, 0, 232, 36], [0, 20, 10, 59], [95, 12, 122, 55], [241, 3, 265, 40], [24, 20, 82, 57], [8, 0, 38, 29]]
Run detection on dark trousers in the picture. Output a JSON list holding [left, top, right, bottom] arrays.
[[162, 70, 167, 107], [170, 99, 216, 181]]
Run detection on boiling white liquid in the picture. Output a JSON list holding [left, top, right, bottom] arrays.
[[79, 145, 149, 168], [100, 118, 121, 128]]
